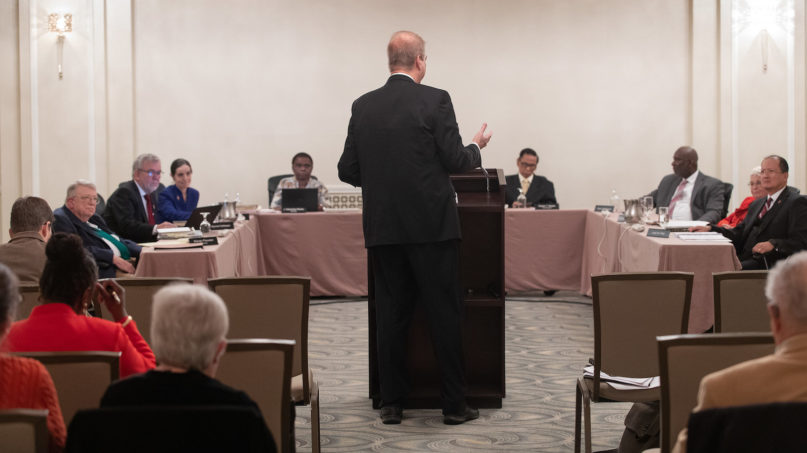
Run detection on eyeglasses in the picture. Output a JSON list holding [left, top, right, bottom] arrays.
[[138, 169, 162, 177], [760, 169, 782, 175], [77, 195, 98, 203], [518, 162, 537, 168], [748, 181, 763, 186]]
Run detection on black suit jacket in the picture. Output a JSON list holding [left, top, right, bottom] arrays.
[[103, 181, 164, 243], [504, 174, 557, 207], [53, 206, 141, 279], [714, 186, 807, 266], [338, 74, 481, 247]]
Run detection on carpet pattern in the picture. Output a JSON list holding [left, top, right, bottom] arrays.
[[292, 292, 631, 452]]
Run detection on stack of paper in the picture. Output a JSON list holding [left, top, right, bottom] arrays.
[[583, 365, 660, 390], [675, 232, 731, 242]]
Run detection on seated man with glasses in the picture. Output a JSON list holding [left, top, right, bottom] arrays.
[[104, 153, 175, 243], [504, 148, 557, 208], [54, 180, 141, 278], [0, 196, 54, 282]]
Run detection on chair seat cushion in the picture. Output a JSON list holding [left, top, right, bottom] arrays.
[[291, 368, 315, 403]]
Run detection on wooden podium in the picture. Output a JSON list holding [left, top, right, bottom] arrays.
[[368, 168, 506, 409]]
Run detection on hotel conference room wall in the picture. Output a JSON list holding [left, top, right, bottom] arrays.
[[1, 0, 804, 242]]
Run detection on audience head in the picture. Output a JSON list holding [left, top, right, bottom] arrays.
[[9, 196, 54, 241], [65, 180, 100, 223], [748, 166, 764, 199], [170, 158, 193, 192], [517, 148, 539, 179], [671, 146, 698, 179], [39, 233, 98, 311], [0, 263, 20, 336], [388, 31, 426, 82], [132, 153, 162, 194], [150, 284, 229, 376], [765, 251, 807, 343], [760, 155, 789, 194], [292, 152, 314, 183]]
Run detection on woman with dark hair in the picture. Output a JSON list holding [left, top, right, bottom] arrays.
[[1, 233, 155, 378], [0, 263, 66, 452], [157, 158, 199, 223]]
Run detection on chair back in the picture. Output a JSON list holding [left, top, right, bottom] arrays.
[[16, 282, 40, 321], [722, 182, 734, 218], [67, 405, 275, 453], [96, 278, 192, 344], [713, 271, 769, 333], [217, 339, 295, 453], [15, 351, 120, 427], [0, 409, 49, 453], [657, 333, 774, 453], [209, 276, 310, 398], [267, 174, 293, 205], [591, 272, 693, 400], [688, 402, 807, 453]]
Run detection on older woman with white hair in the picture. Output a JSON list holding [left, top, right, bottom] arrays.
[[717, 166, 766, 228], [99, 285, 275, 450]]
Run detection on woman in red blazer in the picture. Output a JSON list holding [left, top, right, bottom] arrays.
[[1, 233, 155, 378], [717, 167, 765, 228]]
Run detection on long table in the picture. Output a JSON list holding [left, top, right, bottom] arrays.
[[136, 209, 741, 331]]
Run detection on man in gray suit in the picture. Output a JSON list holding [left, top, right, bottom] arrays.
[[650, 146, 725, 224]]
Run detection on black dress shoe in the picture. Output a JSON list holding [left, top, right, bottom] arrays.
[[443, 406, 479, 425], [380, 406, 402, 424]]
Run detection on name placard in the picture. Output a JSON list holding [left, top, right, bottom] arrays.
[[190, 236, 219, 246], [594, 205, 614, 213], [617, 214, 625, 223], [647, 228, 670, 238], [211, 221, 234, 230]]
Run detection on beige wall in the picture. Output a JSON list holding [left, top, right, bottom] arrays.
[[1, 0, 804, 241]]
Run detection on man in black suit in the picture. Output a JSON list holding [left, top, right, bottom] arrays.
[[104, 153, 174, 243], [650, 146, 725, 224], [504, 148, 557, 208], [694, 155, 807, 270], [338, 30, 491, 426], [53, 180, 141, 278]]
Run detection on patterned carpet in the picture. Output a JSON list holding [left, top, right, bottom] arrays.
[[292, 292, 631, 452]]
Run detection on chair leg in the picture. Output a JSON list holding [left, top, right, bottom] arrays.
[[583, 391, 592, 453], [575, 382, 582, 453], [310, 378, 321, 453]]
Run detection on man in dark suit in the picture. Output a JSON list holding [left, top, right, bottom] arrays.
[[504, 148, 557, 208], [104, 153, 174, 243], [650, 146, 725, 224], [338, 30, 491, 426], [694, 155, 807, 270], [53, 180, 141, 278]]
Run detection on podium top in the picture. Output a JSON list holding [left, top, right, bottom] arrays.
[[450, 168, 505, 193]]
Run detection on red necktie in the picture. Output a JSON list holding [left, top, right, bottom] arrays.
[[668, 179, 688, 217], [144, 194, 155, 225], [758, 197, 773, 219]]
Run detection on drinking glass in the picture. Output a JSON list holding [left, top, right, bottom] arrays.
[[642, 196, 654, 222], [658, 206, 669, 228], [199, 212, 211, 234]]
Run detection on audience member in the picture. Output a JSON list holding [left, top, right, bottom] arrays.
[[649, 146, 725, 223], [0, 197, 53, 282], [0, 263, 66, 452], [693, 155, 807, 270], [1, 233, 155, 378], [104, 153, 174, 242], [716, 166, 765, 228], [53, 180, 140, 278], [100, 284, 275, 451], [157, 158, 199, 223], [672, 251, 807, 453], [271, 152, 329, 210], [504, 148, 557, 208]]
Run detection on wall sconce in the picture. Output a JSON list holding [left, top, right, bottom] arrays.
[[48, 13, 72, 79], [735, 0, 793, 74]]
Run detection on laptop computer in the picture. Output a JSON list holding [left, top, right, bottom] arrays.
[[281, 188, 318, 213], [185, 204, 223, 229]]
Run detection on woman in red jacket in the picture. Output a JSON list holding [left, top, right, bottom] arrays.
[[0, 263, 66, 452], [717, 166, 765, 228], [1, 233, 155, 378]]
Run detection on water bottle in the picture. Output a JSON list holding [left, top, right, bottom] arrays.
[[516, 188, 527, 208], [610, 189, 621, 212]]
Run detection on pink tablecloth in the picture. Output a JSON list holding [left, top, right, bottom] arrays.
[[256, 211, 368, 297], [580, 210, 741, 333], [134, 217, 259, 284]]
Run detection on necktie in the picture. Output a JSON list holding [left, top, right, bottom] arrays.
[[521, 179, 530, 196], [758, 197, 773, 219], [93, 228, 131, 260], [144, 194, 155, 225], [668, 179, 688, 217]]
